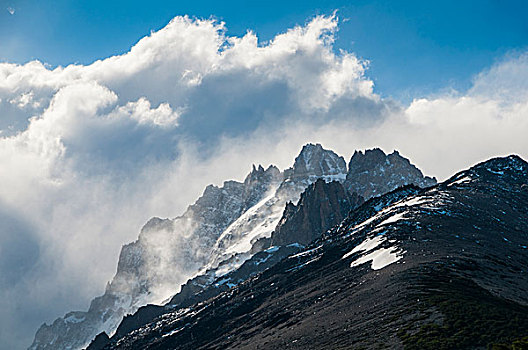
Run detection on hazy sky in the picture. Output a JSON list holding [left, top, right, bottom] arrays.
[[0, 1, 527, 349]]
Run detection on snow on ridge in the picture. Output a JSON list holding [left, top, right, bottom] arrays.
[[213, 188, 278, 253], [203, 185, 283, 271], [393, 196, 434, 208], [449, 175, 473, 186], [347, 191, 452, 236]]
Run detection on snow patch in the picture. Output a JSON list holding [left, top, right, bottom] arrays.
[[286, 256, 321, 272], [265, 246, 279, 253], [377, 212, 407, 226], [343, 234, 404, 270], [394, 196, 433, 207], [350, 247, 404, 270], [342, 235, 384, 259], [205, 185, 283, 272], [487, 168, 505, 175], [449, 175, 473, 185]]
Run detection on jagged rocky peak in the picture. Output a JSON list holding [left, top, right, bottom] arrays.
[[137, 217, 174, 241], [242, 164, 282, 207], [245, 163, 281, 181], [189, 181, 243, 215], [141, 216, 173, 233], [29, 163, 283, 350], [345, 148, 437, 199], [287, 143, 347, 181], [270, 178, 363, 246]]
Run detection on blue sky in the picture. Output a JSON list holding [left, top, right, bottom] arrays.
[[1, 0, 527, 101]]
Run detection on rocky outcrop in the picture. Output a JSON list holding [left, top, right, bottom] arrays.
[[86, 333, 109, 350], [271, 179, 363, 246], [344, 148, 436, 199], [285, 143, 347, 182]]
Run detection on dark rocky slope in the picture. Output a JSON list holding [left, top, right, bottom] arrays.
[[270, 178, 363, 246], [101, 155, 528, 350]]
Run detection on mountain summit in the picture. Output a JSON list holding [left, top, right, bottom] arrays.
[[288, 143, 347, 181]]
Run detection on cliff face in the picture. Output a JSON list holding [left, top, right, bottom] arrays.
[[345, 148, 436, 199], [271, 179, 363, 246]]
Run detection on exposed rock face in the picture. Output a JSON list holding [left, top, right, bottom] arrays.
[[271, 179, 363, 246], [286, 143, 347, 182], [203, 143, 348, 273], [344, 148, 436, 199], [103, 155, 528, 350]]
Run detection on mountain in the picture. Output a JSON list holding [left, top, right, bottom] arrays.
[[97, 155, 528, 349], [30, 144, 435, 350]]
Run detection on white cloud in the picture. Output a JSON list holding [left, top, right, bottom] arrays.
[[0, 13, 527, 349], [112, 98, 182, 127]]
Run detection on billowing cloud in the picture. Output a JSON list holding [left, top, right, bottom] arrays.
[[0, 14, 526, 349]]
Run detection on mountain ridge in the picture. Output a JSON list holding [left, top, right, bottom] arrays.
[[95, 154, 528, 349]]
